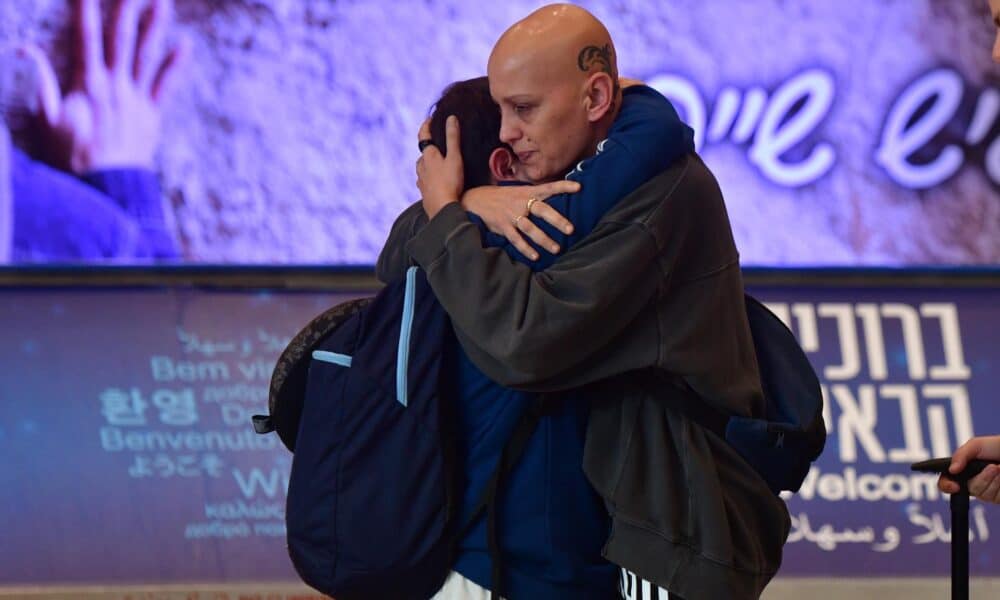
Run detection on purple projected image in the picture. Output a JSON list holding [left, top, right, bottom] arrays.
[[0, 0, 997, 265]]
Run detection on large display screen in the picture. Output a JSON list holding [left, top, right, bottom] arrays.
[[1, 277, 997, 588], [0, 1, 996, 266]]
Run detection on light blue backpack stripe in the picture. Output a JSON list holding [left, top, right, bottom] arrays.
[[396, 266, 418, 407], [312, 350, 353, 367]]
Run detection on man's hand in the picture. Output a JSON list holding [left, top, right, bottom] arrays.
[[20, 0, 188, 174], [938, 435, 1000, 504], [416, 115, 464, 219], [462, 182, 579, 261]]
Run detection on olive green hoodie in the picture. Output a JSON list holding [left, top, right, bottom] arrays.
[[378, 154, 790, 599]]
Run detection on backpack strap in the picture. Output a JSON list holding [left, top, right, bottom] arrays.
[[455, 394, 562, 600]]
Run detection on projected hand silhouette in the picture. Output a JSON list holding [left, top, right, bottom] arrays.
[[20, 0, 189, 174]]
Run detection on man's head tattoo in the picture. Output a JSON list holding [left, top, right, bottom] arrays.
[[577, 44, 613, 76], [577, 44, 619, 112]]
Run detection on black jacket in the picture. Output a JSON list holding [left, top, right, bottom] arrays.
[[378, 154, 790, 599]]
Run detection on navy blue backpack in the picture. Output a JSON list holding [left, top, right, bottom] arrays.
[[734, 295, 827, 493], [678, 294, 826, 494], [254, 267, 457, 599], [254, 267, 546, 600]]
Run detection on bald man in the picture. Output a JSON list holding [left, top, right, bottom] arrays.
[[418, 4, 626, 220], [383, 5, 788, 599], [488, 5, 624, 186]]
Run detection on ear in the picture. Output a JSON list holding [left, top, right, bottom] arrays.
[[489, 147, 519, 182], [583, 72, 616, 123]]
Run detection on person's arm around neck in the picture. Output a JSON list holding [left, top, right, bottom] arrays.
[[403, 168, 679, 390], [493, 86, 693, 271]]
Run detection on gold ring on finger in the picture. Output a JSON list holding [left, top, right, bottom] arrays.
[[526, 196, 538, 213], [513, 214, 524, 227]]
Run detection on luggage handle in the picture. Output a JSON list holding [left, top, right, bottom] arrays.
[[911, 457, 998, 483], [910, 457, 1000, 600]]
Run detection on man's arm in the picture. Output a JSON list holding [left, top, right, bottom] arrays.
[[377, 176, 581, 283], [376, 199, 428, 283], [407, 199, 662, 389], [406, 155, 717, 390], [406, 153, 751, 398]]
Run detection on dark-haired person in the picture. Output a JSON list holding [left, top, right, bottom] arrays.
[[379, 64, 694, 600], [377, 76, 581, 279]]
